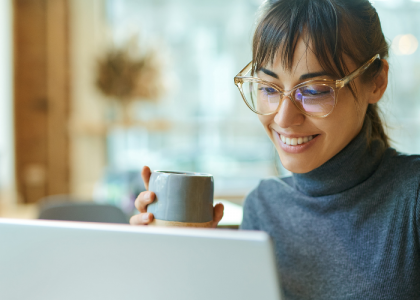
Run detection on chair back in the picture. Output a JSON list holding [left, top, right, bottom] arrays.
[[39, 201, 129, 224]]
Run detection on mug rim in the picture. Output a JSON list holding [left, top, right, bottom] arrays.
[[153, 170, 213, 177]]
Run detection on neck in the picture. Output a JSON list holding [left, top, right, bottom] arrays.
[[292, 119, 386, 197]]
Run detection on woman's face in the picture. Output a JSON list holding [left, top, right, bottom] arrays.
[[258, 39, 371, 173]]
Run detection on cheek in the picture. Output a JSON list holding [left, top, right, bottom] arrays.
[[323, 92, 365, 150], [258, 115, 272, 130]]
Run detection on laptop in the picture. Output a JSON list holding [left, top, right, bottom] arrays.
[[0, 218, 283, 300]]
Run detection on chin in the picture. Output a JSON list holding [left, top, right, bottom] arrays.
[[282, 162, 315, 174], [278, 153, 320, 174]]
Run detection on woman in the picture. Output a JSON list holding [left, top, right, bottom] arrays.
[[130, 0, 420, 299]]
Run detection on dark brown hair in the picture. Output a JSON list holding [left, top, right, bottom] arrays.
[[253, 0, 390, 147]]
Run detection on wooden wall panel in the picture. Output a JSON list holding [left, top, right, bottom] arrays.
[[14, 0, 69, 203], [14, 0, 48, 203], [46, 0, 70, 196]]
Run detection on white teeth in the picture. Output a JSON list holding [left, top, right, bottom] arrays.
[[279, 134, 315, 146]]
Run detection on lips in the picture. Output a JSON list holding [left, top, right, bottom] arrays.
[[271, 129, 319, 154], [279, 134, 318, 146]]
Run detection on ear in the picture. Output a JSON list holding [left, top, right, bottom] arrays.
[[368, 59, 389, 104]]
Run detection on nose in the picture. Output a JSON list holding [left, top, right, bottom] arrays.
[[274, 95, 305, 128]]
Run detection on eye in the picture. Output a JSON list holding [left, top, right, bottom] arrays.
[[258, 86, 278, 95], [299, 86, 330, 96]]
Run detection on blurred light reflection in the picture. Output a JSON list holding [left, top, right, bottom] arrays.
[[392, 34, 419, 55]]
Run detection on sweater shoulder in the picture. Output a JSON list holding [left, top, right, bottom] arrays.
[[244, 176, 293, 207], [240, 176, 290, 230], [382, 149, 420, 182], [379, 149, 420, 205], [386, 148, 420, 165]]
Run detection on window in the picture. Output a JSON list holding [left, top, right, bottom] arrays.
[[103, 0, 420, 199], [105, 0, 278, 198]]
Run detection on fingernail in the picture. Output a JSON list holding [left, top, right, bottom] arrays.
[[144, 192, 151, 200], [143, 213, 150, 222]]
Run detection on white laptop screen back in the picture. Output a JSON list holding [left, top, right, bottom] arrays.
[[0, 219, 282, 300]]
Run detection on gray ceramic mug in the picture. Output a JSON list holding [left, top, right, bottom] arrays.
[[147, 171, 214, 227]]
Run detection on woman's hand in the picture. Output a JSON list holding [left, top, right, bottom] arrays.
[[129, 166, 224, 228], [129, 166, 155, 225]]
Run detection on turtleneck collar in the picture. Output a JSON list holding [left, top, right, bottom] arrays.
[[292, 118, 387, 197]]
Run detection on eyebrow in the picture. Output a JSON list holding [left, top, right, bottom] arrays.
[[259, 68, 279, 79], [299, 71, 332, 81], [258, 68, 332, 81]]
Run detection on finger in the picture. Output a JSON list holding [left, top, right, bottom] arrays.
[[134, 191, 155, 213], [212, 203, 224, 228], [129, 212, 154, 225], [141, 166, 152, 190]]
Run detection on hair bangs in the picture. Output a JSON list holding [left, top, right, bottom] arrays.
[[252, 0, 350, 82]]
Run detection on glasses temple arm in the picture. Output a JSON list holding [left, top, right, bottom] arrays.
[[236, 62, 253, 77], [338, 54, 380, 87]]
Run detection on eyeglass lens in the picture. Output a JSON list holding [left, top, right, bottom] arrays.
[[242, 81, 335, 117]]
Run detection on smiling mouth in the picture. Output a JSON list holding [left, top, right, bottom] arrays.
[[279, 134, 319, 146]]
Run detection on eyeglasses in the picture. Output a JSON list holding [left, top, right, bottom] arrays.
[[234, 54, 380, 118]]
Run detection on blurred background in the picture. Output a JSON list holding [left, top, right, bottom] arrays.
[[0, 0, 419, 220]]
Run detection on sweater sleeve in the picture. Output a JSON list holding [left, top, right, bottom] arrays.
[[240, 186, 261, 230]]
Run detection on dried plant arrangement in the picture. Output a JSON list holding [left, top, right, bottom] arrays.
[[96, 36, 164, 108]]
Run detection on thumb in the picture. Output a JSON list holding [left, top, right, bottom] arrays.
[[141, 166, 152, 190]]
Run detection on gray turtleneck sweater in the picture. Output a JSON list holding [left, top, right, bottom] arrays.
[[240, 121, 420, 300]]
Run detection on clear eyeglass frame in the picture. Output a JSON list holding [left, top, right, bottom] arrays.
[[234, 54, 380, 118]]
